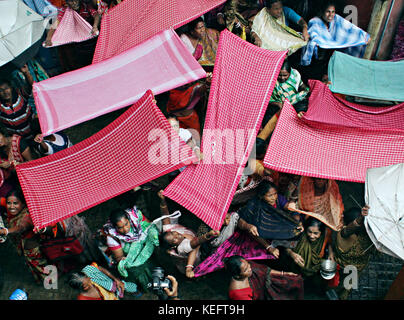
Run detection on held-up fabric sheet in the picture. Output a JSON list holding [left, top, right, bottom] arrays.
[[33, 29, 206, 136], [16, 91, 198, 229], [328, 51, 404, 102], [163, 30, 287, 230], [300, 14, 369, 66], [92, 0, 226, 63], [47, 8, 96, 47], [263, 80, 404, 183]]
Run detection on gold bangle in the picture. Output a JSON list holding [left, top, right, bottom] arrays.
[[160, 204, 167, 208]]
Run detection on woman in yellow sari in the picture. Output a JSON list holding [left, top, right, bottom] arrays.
[[251, 0, 308, 54], [180, 17, 220, 66]]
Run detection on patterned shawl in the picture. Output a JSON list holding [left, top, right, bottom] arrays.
[[81, 263, 138, 298], [238, 197, 301, 240], [334, 228, 375, 273], [270, 68, 309, 105], [117, 225, 159, 278], [248, 261, 304, 300], [292, 231, 327, 277], [103, 206, 145, 243], [199, 28, 220, 66], [300, 14, 369, 66], [7, 207, 35, 254], [297, 177, 344, 231], [252, 8, 307, 55]]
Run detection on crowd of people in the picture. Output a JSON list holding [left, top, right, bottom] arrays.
[[0, 0, 382, 300]]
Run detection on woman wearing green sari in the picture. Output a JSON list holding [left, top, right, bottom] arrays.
[[102, 206, 159, 292], [283, 217, 334, 291]]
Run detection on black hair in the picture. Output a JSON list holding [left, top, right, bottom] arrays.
[[0, 79, 16, 104], [318, 1, 338, 17], [186, 17, 205, 34], [109, 209, 129, 227], [265, 0, 282, 9], [0, 78, 12, 87], [0, 125, 11, 138], [223, 255, 244, 278], [280, 59, 292, 73], [67, 272, 86, 291], [304, 217, 325, 234], [256, 180, 279, 199], [343, 207, 361, 226], [255, 137, 268, 159], [159, 231, 175, 250], [6, 188, 26, 205]]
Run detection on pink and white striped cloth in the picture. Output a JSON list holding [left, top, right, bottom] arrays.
[[33, 29, 206, 136], [263, 81, 404, 183], [48, 8, 95, 47], [92, 0, 226, 63], [16, 91, 198, 229], [163, 30, 286, 230]]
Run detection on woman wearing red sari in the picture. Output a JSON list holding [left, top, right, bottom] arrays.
[[224, 255, 304, 300], [0, 189, 49, 283], [167, 17, 220, 134]]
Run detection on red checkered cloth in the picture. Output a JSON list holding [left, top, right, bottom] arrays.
[[304, 80, 404, 131], [263, 82, 404, 183], [49, 7, 95, 47], [92, 0, 226, 63], [34, 29, 206, 136], [163, 30, 287, 230], [16, 91, 198, 229]]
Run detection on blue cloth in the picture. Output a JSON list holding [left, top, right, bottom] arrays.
[[9, 289, 28, 300], [23, 0, 58, 18], [328, 51, 404, 102], [283, 6, 302, 27], [300, 14, 369, 66]]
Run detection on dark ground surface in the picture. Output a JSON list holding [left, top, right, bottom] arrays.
[[0, 99, 402, 301]]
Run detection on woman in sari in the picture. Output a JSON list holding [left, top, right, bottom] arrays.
[[283, 217, 334, 293], [333, 206, 376, 299], [269, 59, 310, 116], [180, 17, 220, 66], [221, 0, 265, 39], [224, 255, 304, 300], [68, 261, 139, 300], [102, 206, 159, 292], [238, 180, 304, 258], [299, 2, 370, 82], [297, 176, 344, 231], [158, 191, 219, 278], [169, 17, 219, 134], [0, 125, 33, 197], [43, 0, 101, 72], [0, 189, 49, 283], [251, 0, 309, 54]]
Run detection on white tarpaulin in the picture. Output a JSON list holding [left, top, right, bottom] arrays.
[[365, 163, 404, 261], [0, 0, 46, 67]]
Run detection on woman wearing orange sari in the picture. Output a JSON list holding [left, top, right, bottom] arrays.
[[297, 177, 344, 231]]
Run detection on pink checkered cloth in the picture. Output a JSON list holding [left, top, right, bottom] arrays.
[[304, 80, 404, 131], [263, 81, 404, 183], [16, 91, 198, 229], [163, 30, 287, 230], [49, 8, 95, 47], [34, 29, 206, 136], [92, 0, 226, 63]]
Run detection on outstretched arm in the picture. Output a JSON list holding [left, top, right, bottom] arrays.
[[298, 18, 309, 41]]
